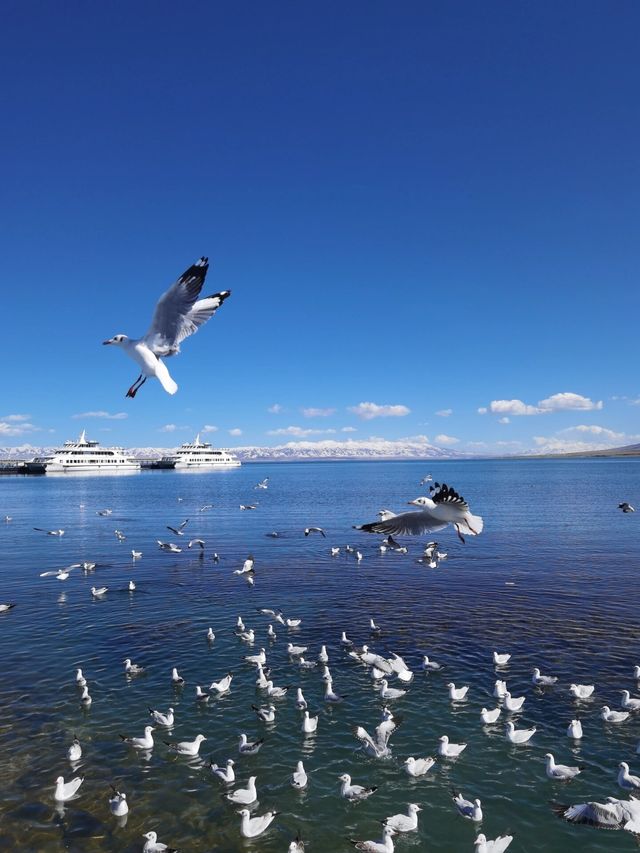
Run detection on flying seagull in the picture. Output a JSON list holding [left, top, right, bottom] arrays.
[[103, 257, 231, 397], [354, 483, 483, 543]]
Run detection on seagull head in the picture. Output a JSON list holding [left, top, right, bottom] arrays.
[[103, 334, 129, 346]]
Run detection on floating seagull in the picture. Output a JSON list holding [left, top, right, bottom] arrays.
[[40, 566, 78, 581], [54, 775, 84, 801], [34, 527, 65, 536], [195, 685, 210, 702], [238, 733, 264, 755], [131, 550, 142, 559], [103, 257, 230, 397], [286, 617, 302, 627], [167, 519, 189, 537], [75, 668, 87, 686], [474, 833, 514, 852], [503, 691, 525, 712], [403, 756, 436, 777], [210, 674, 233, 694], [481, 707, 502, 724], [422, 655, 444, 672], [124, 658, 145, 675], [114, 529, 126, 541], [369, 618, 381, 633], [245, 648, 266, 665], [304, 527, 326, 537], [289, 833, 305, 853], [164, 733, 207, 756], [302, 710, 318, 734], [619, 502, 635, 513], [349, 827, 395, 853], [266, 680, 290, 698], [91, 586, 108, 597], [506, 721, 536, 744], [210, 758, 235, 783], [453, 791, 483, 821], [494, 679, 508, 698], [318, 645, 329, 664], [127, 580, 136, 591], [618, 762, 640, 790], [420, 474, 433, 484], [109, 786, 129, 816], [120, 726, 155, 750], [621, 690, 640, 711], [252, 703, 276, 723], [240, 504, 258, 511], [447, 682, 469, 701], [199, 504, 214, 512], [383, 803, 421, 833], [255, 478, 269, 489], [291, 760, 308, 789], [97, 509, 113, 516], [439, 735, 466, 758], [149, 707, 174, 727], [532, 667, 557, 686], [228, 775, 258, 805], [236, 556, 255, 575], [339, 772, 378, 801], [171, 667, 185, 687], [67, 737, 82, 762], [602, 705, 630, 723], [79, 685, 92, 706], [552, 796, 640, 833], [493, 652, 511, 666], [0, 603, 16, 613], [340, 631, 354, 647], [267, 624, 276, 639], [570, 683, 595, 699], [239, 808, 278, 838], [355, 482, 483, 544], [187, 539, 205, 550], [545, 752, 584, 780], [380, 679, 406, 700], [157, 541, 182, 553], [325, 679, 346, 703], [142, 830, 178, 853], [287, 642, 307, 656], [567, 719, 583, 739], [295, 688, 307, 709], [330, 547, 340, 556]]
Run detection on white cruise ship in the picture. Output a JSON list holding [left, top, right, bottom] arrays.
[[162, 434, 241, 469], [27, 431, 141, 474]]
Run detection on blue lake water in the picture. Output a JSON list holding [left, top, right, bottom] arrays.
[[0, 458, 639, 852]]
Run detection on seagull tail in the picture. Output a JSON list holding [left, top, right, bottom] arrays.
[[460, 512, 483, 535], [155, 360, 178, 395]]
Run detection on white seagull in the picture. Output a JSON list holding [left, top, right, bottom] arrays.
[[474, 833, 514, 852], [447, 682, 469, 701], [103, 257, 231, 397], [120, 726, 155, 750], [403, 756, 436, 776], [291, 760, 308, 789], [339, 772, 378, 801], [210, 758, 235, 783], [164, 733, 206, 756], [621, 690, 640, 711], [239, 808, 278, 838], [506, 721, 536, 744], [238, 733, 264, 755], [493, 652, 511, 666], [532, 667, 557, 686], [67, 737, 82, 762], [439, 735, 467, 758], [142, 830, 177, 853], [570, 683, 595, 699], [618, 762, 640, 790], [567, 719, 583, 739], [54, 775, 84, 801], [553, 796, 640, 834], [383, 803, 422, 832], [228, 775, 258, 804], [148, 707, 174, 727], [109, 787, 129, 816], [602, 705, 630, 723], [349, 826, 395, 852], [545, 752, 584, 780], [453, 791, 483, 821], [481, 707, 501, 724], [503, 691, 526, 712], [166, 520, 189, 537]]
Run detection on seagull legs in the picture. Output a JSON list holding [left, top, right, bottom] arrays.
[[454, 524, 466, 544], [126, 375, 147, 398]]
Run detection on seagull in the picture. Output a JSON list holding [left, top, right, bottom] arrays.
[[494, 679, 508, 698], [164, 734, 207, 756], [40, 566, 79, 581], [286, 617, 302, 627], [439, 735, 466, 758], [481, 707, 502, 724], [453, 791, 483, 821], [621, 690, 640, 711], [91, 586, 108, 597], [131, 550, 142, 559], [187, 539, 205, 550], [75, 668, 87, 686], [114, 529, 126, 541], [67, 737, 82, 762], [167, 519, 189, 537], [79, 685, 92, 706], [120, 726, 155, 750], [420, 474, 433, 484], [245, 648, 266, 666], [304, 527, 326, 537], [383, 803, 421, 833], [157, 541, 182, 553], [447, 682, 469, 701], [210, 674, 233, 694], [238, 733, 264, 755], [128, 580, 136, 591], [142, 830, 178, 853], [227, 775, 258, 804], [96, 509, 113, 516], [552, 796, 640, 833], [318, 645, 329, 663], [380, 679, 406, 700], [103, 257, 230, 397], [109, 786, 129, 816], [210, 758, 235, 783], [238, 629, 255, 643], [295, 688, 308, 709], [570, 684, 595, 699], [567, 719, 583, 739], [267, 624, 277, 639], [54, 775, 84, 801], [252, 703, 276, 723], [355, 482, 483, 543], [302, 710, 318, 734], [474, 833, 514, 852], [199, 504, 214, 512], [206, 627, 215, 642], [239, 808, 278, 838], [171, 667, 185, 686], [506, 721, 536, 744], [369, 618, 382, 633], [349, 827, 395, 853], [325, 679, 346, 703], [195, 685, 210, 702], [339, 772, 378, 801], [289, 834, 305, 853], [148, 707, 174, 727], [532, 667, 557, 686], [266, 680, 289, 698], [545, 752, 584, 780], [255, 478, 269, 489], [618, 762, 640, 790], [0, 603, 16, 612], [619, 502, 635, 513], [291, 760, 308, 789], [493, 652, 511, 666], [237, 555, 254, 574], [503, 691, 526, 712], [602, 705, 630, 723], [330, 547, 340, 556], [124, 658, 145, 675], [422, 655, 444, 672], [34, 528, 65, 536], [287, 642, 307, 656], [240, 504, 258, 511], [403, 756, 435, 776]]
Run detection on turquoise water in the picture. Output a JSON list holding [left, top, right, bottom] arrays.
[[0, 459, 639, 852]]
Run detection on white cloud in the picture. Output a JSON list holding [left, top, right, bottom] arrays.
[[498, 417, 510, 424], [268, 426, 336, 437], [72, 411, 128, 420], [434, 434, 460, 445], [481, 392, 603, 417], [267, 404, 283, 414], [229, 428, 243, 437], [302, 407, 336, 418], [532, 436, 605, 453], [1, 414, 31, 422], [159, 424, 177, 432], [348, 402, 411, 420], [435, 409, 452, 417], [495, 440, 523, 447], [0, 420, 39, 437], [466, 441, 488, 448], [202, 424, 218, 433], [560, 424, 625, 440], [341, 426, 357, 433]]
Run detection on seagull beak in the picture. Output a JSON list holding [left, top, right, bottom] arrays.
[[102, 339, 112, 345]]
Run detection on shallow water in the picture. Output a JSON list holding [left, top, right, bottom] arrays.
[[0, 459, 639, 852]]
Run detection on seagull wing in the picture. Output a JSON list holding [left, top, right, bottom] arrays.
[[556, 800, 624, 829], [355, 511, 448, 537], [430, 483, 470, 511], [143, 258, 231, 356]]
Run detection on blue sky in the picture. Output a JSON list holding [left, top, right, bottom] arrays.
[[1, 1, 639, 453]]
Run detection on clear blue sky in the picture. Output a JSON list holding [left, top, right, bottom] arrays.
[[1, 1, 638, 453]]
